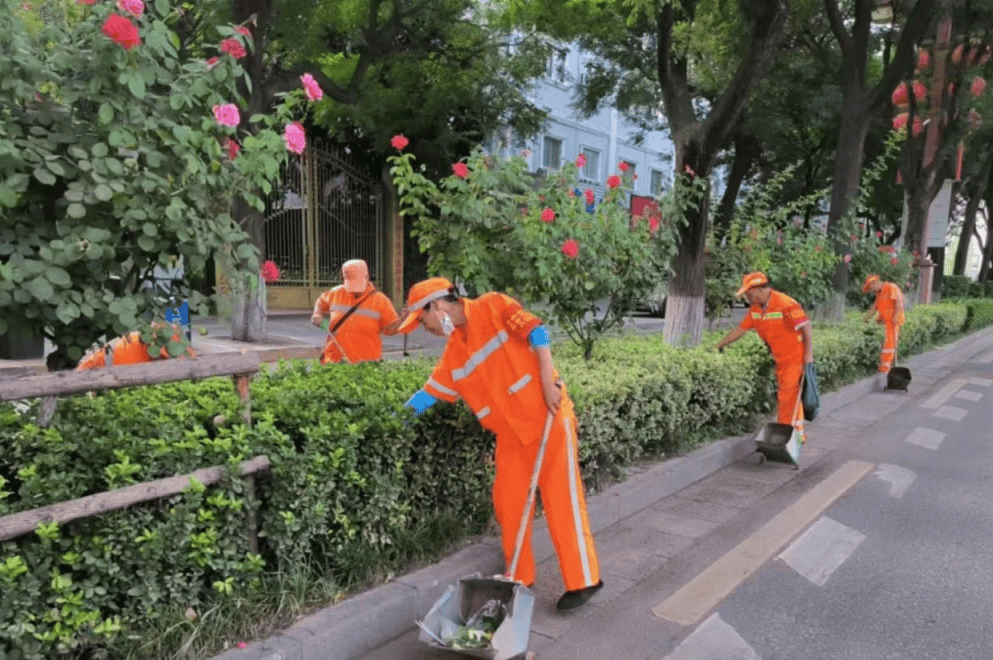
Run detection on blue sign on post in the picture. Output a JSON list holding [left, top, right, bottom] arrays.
[[165, 300, 191, 342]]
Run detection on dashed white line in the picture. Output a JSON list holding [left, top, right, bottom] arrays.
[[873, 463, 916, 498], [905, 427, 945, 450], [921, 379, 967, 409], [663, 613, 762, 660], [968, 377, 992, 388], [778, 516, 866, 587], [953, 390, 983, 402], [933, 405, 968, 422]]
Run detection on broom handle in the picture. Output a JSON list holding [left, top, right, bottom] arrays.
[[508, 410, 555, 580]]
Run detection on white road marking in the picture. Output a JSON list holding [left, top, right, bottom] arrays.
[[873, 463, 916, 498], [905, 427, 945, 450], [663, 613, 762, 660], [932, 405, 968, 422], [920, 379, 967, 409], [968, 377, 992, 387], [652, 461, 875, 626], [953, 390, 983, 402], [778, 517, 865, 586]]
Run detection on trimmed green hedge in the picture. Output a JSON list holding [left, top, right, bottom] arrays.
[[1, 300, 991, 658]]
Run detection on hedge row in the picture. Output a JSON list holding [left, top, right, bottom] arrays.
[[1, 299, 992, 658], [942, 274, 993, 300]]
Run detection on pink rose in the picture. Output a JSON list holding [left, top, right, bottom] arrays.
[[584, 189, 595, 205], [541, 207, 555, 223], [649, 217, 660, 232], [575, 153, 586, 168], [843, 254, 852, 263], [102, 15, 141, 50], [261, 260, 280, 283], [561, 239, 579, 259], [225, 137, 240, 161], [206, 56, 220, 68], [607, 175, 621, 189], [284, 122, 306, 154], [391, 134, 409, 151], [235, 26, 252, 37], [220, 38, 246, 59], [117, 0, 144, 17], [300, 73, 323, 101], [618, 161, 629, 172], [212, 104, 240, 127], [452, 162, 470, 179]]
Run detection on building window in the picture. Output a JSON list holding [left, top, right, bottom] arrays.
[[581, 148, 600, 180], [543, 136, 562, 169], [621, 161, 637, 187], [650, 169, 665, 195], [546, 48, 570, 85]]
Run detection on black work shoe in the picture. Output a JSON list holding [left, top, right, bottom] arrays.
[[556, 580, 603, 610]]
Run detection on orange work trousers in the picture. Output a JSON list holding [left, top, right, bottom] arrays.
[[775, 360, 805, 436], [879, 322, 900, 373], [492, 404, 600, 592]]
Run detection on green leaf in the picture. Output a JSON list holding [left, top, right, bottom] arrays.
[[46, 267, 71, 287], [33, 168, 56, 186], [142, 222, 158, 236], [67, 203, 86, 219], [92, 143, 109, 158], [64, 190, 84, 203], [138, 235, 156, 251], [99, 103, 114, 125], [0, 187, 17, 207], [128, 73, 146, 99], [155, 0, 169, 17], [47, 161, 66, 177], [94, 184, 113, 201], [29, 277, 53, 301], [56, 301, 80, 324]]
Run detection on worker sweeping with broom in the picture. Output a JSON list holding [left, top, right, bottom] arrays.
[[399, 277, 603, 611], [861, 274, 905, 375]]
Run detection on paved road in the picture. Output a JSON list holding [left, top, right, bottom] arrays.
[[351, 337, 993, 660]]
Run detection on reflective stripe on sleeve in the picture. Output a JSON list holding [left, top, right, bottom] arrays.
[[427, 377, 458, 398], [476, 406, 491, 420], [507, 373, 532, 394]]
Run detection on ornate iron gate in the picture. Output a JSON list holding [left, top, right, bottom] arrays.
[[264, 138, 385, 309]]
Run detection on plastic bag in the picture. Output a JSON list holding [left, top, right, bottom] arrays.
[[802, 362, 820, 421]]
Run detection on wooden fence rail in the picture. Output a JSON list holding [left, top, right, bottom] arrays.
[[0, 351, 269, 548], [0, 455, 270, 544]]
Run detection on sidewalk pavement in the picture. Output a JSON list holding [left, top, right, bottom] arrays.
[[207, 325, 993, 660]]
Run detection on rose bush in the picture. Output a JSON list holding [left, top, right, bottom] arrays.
[[0, 0, 315, 368], [389, 143, 679, 358]]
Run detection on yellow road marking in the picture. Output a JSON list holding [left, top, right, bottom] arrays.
[[652, 460, 874, 626]]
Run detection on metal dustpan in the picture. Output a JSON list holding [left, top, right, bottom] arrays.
[[417, 412, 554, 659], [417, 574, 534, 659], [887, 366, 912, 391], [754, 422, 802, 469]]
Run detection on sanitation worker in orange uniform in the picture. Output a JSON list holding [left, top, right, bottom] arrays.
[[861, 274, 905, 374], [398, 277, 603, 610], [715, 272, 814, 440], [75, 324, 196, 370], [311, 259, 402, 364]]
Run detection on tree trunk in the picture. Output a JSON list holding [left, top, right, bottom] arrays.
[[953, 153, 993, 275], [663, 190, 710, 347], [980, 182, 993, 282], [824, 102, 872, 321], [712, 131, 760, 237]]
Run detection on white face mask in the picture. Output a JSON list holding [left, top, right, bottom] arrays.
[[440, 313, 455, 336]]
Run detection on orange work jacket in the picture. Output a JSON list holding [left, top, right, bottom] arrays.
[[739, 290, 810, 365], [874, 282, 905, 326], [76, 329, 195, 370], [422, 293, 558, 445], [314, 284, 399, 363]]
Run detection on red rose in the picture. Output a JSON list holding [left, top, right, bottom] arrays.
[[452, 162, 470, 179], [891, 257, 899, 265], [561, 239, 579, 259], [102, 15, 141, 50], [575, 153, 586, 168], [220, 38, 246, 59], [391, 134, 409, 151], [541, 207, 555, 223], [618, 161, 629, 172], [607, 175, 621, 189], [225, 137, 240, 161], [261, 260, 280, 283], [584, 189, 595, 205]]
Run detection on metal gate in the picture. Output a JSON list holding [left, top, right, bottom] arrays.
[[264, 138, 385, 309]]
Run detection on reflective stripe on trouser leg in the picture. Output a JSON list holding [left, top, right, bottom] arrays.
[[538, 412, 599, 590], [776, 361, 805, 434], [879, 323, 898, 373]]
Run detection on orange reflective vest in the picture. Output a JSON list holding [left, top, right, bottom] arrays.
[[76, 329, 195, 370], [874, 282, 905, 326], [314, 285, 399, 364], [738, 290, 810, 366], [422, 293, 559, 444]]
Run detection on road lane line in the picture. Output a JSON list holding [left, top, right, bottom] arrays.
[[932, 405, 968, 422], [921, 379, 967, 409], [968, 377, 992, 387], [953, 390, 983, 402], [778, 516, 866, 586], [663, 613, 762, 660], [873, 463, 916, 498], [905, 427, 945, 450], [652, 460, 874, 626]]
